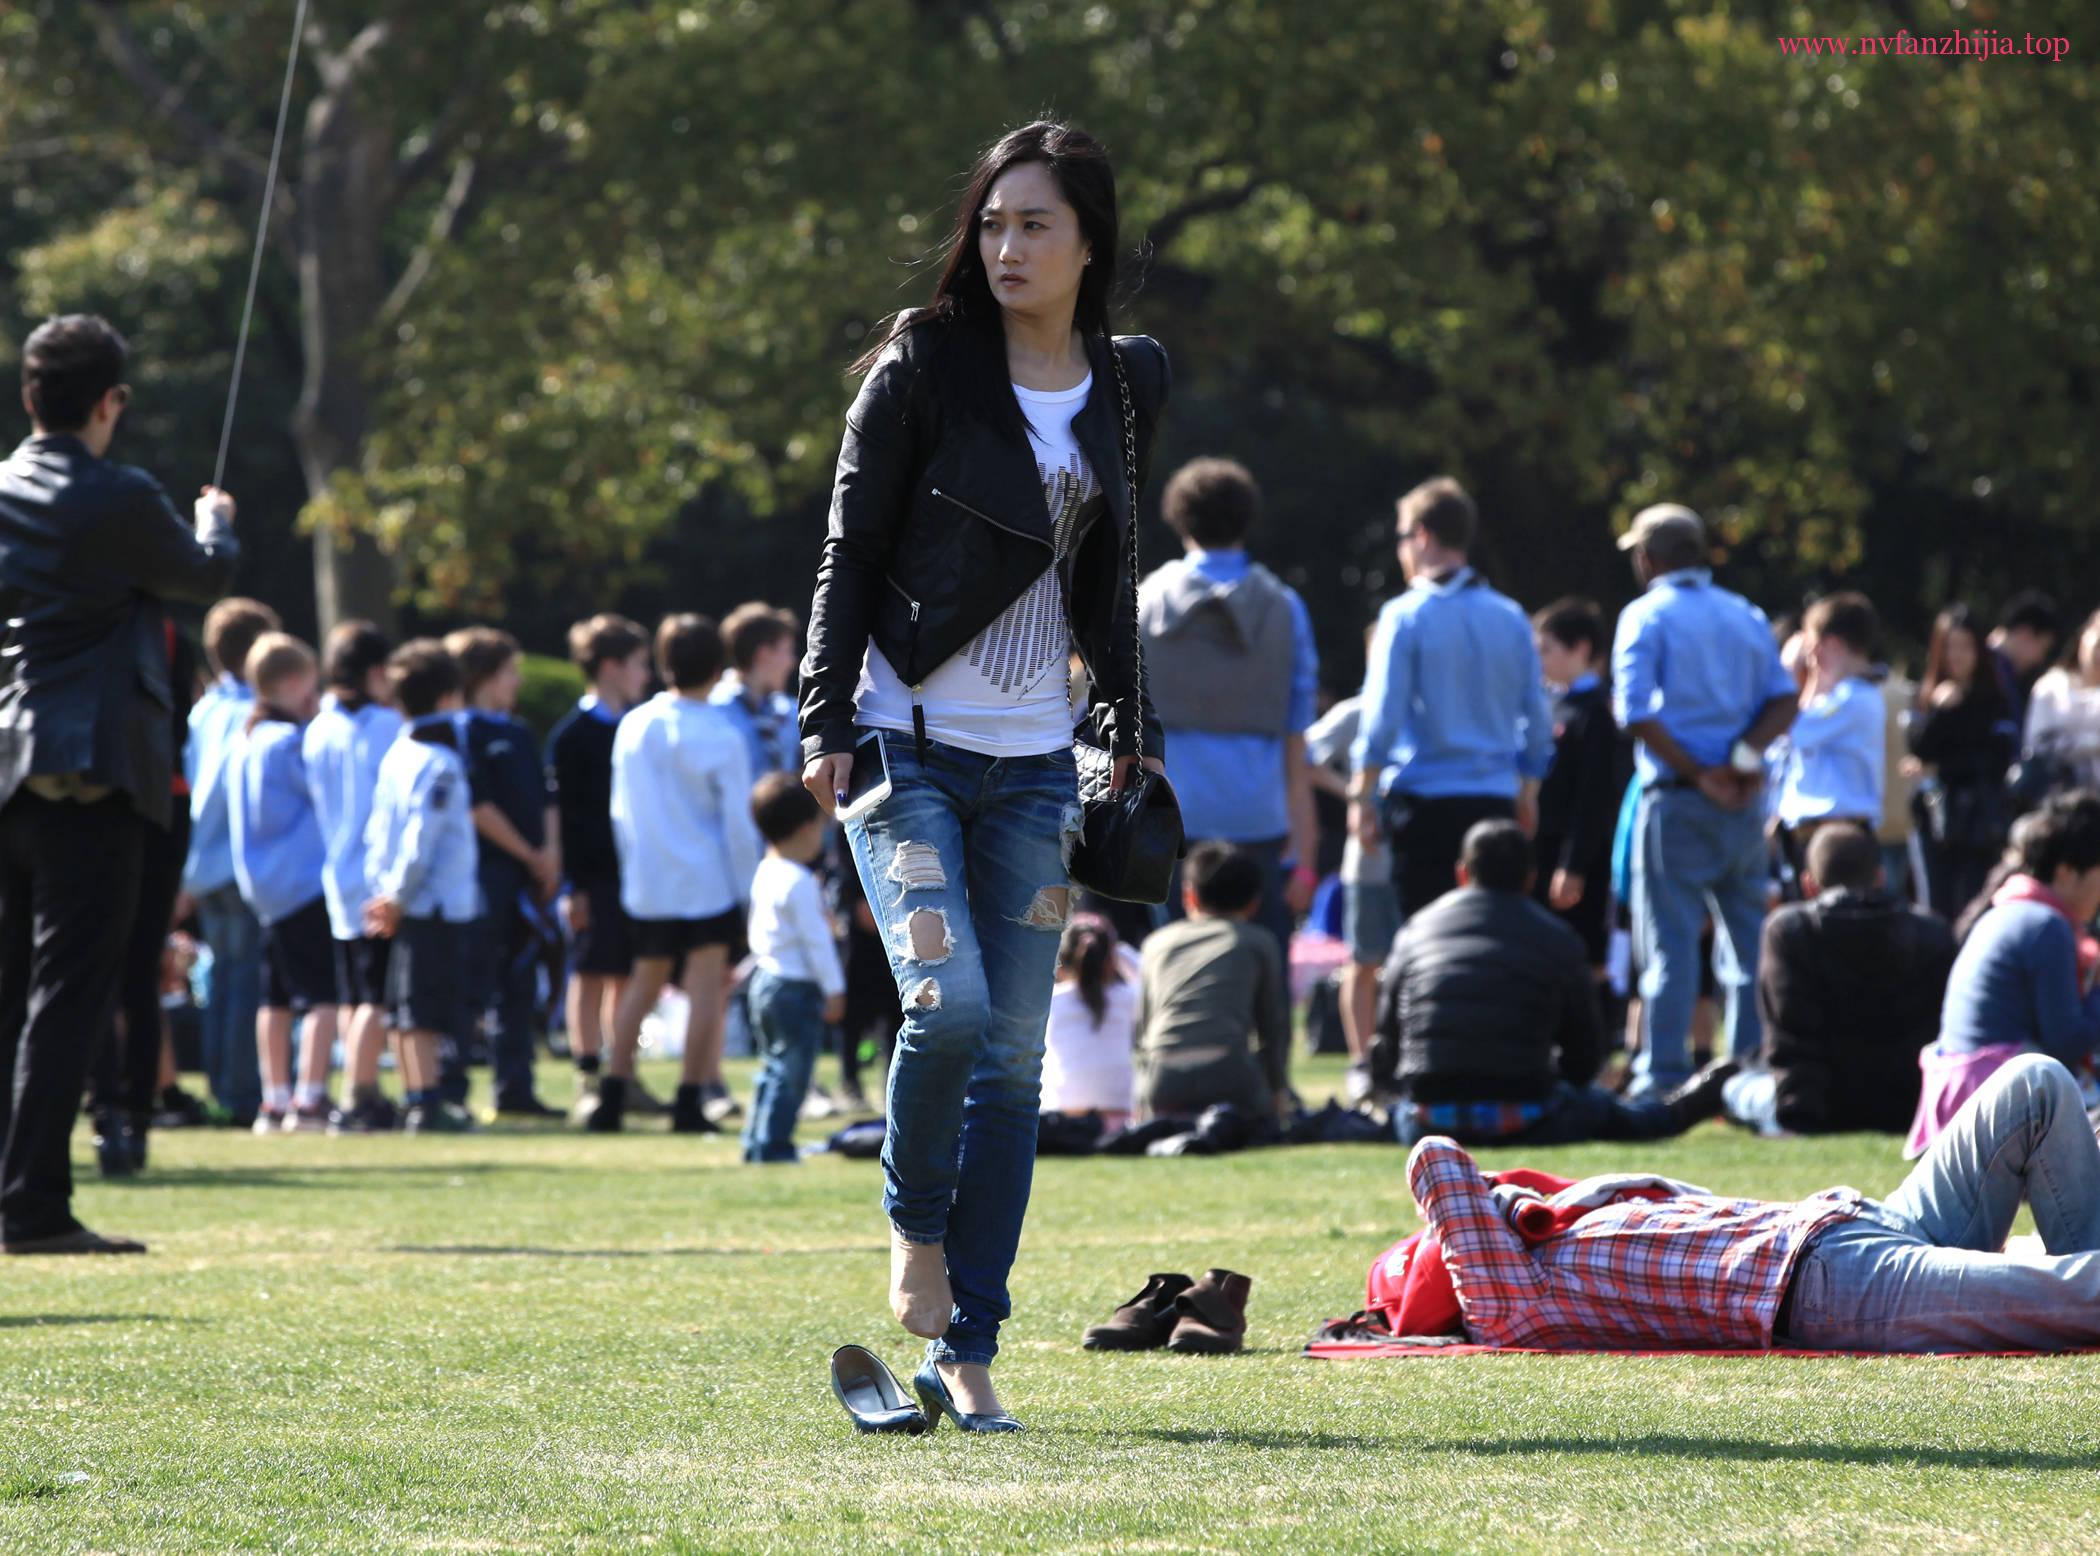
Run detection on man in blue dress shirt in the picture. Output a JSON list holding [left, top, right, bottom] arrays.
[[1347, 476, 1555, 929], [1611, 504, 1800, 1098]]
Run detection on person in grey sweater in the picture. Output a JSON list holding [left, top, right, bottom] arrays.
[[1135, 842, 1292, 1121]]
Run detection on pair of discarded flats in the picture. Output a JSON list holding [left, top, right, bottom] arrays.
[[1083, 1269, 1251, 1355], [828, 1347, 1024, 1435]]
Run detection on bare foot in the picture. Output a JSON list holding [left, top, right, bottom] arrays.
[[937, 1361, 1002, 1417], [890, 1228, 951, 1338]]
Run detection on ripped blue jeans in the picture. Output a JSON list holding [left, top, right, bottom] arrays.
[[842, 729, 1080, 1368]]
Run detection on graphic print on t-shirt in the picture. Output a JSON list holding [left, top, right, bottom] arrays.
[[962, 447, 1104, 695], [853, 368, 1108, 757]]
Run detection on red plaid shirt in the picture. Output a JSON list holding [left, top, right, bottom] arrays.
[[1407, 1137, 1864, 1349]]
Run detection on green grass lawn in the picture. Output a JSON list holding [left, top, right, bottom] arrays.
[[4, 1052, 2094, 1554]]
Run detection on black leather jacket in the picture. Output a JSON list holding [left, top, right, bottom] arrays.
[[0, 434, 239, 828], [798, 322, 1171, 767]]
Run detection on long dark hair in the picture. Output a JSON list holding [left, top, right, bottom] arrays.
[[1920, 604, 2005, 719], [849, 121, 1122, 439], [1056, 912, 1125, 1029]]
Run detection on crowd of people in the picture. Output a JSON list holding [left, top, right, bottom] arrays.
[[91, 451, 2100, 1186], [4, 306, 2098, 1269]]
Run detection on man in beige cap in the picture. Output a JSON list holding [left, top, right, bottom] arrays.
[[1611, 503, 1799, 1099]]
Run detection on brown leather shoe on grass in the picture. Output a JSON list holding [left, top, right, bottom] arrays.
[[1082, 1273, 1195, 1351], [1166, 1268, 1251, 1355]]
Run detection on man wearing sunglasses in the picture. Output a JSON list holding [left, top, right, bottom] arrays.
[[0, 314, 240, 1254]]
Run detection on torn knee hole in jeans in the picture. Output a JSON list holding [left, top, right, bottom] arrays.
[[1058, 800, 1084, 873], [887, 841, 946, 892], [1016, 885, 1071, 931], [908, 978, 941, 1010], [896, 906, 953, 967]]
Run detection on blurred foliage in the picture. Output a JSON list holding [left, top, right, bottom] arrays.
[[515, 651, 586, 743], [3, 0, 2093, 676]]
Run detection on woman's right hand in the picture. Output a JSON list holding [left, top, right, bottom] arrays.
[[804, 752, 853, 817]]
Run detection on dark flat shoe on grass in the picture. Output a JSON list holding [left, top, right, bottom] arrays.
[[830, 1345, 927, 1435]]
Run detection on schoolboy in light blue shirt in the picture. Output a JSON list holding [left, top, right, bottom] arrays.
[[182, 598, 280, 1123], [302, 621, 404, 1133], [228, 633, 338, 1133], [363, 639, 480, 1135], [1776, 592, 1887, 832], [709, 602, 802, 781]]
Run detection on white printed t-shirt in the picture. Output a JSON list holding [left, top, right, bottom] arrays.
[[856, 372, 1105, 758]]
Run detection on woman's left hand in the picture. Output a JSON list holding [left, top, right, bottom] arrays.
[[1110, 754, 1166, 791]]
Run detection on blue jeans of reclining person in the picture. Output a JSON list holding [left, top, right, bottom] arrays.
[[1784, 1054, 2100, 1352], [842, 729, 1080, 1370]]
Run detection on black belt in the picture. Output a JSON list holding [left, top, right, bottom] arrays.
[[1645, 775, 1699, 793]]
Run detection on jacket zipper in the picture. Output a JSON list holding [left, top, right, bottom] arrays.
[[930, 486, 1052, 551], [929, 486, 1110, 733], [885, 574, 928, 761]]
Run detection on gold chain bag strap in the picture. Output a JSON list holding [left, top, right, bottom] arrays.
[[1066, 337, 1186, 904]]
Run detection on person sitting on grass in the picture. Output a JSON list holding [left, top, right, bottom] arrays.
[[362, 640, 481, 1135], [1378, 819, 1735, 1148], [1042, 914, 1143, 1130], [591, 613, 761, 1135], [1411, 1052, 2100, 1352], [1133, 841, 1292, 1128], [740, 772, 846, 1163], [229, 633, 340, 1134], [1910, 788, 2100, 1153], [1721, 822, 1955, 1138]]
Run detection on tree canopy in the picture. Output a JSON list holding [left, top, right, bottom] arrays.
[[4, 0, 2092, 678]]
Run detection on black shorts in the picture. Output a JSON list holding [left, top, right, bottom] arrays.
[[388, 916, 470, 1038], [571, 881, 636, 977], [333, 935, 393, 1009], [631, 906, 745, 964], [262, 898, 340, 1012]]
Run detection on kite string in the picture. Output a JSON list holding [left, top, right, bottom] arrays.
[[213, 0, 309, 492]]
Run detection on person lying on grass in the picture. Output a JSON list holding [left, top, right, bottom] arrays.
[[1409, 1052, 2100, 1353]]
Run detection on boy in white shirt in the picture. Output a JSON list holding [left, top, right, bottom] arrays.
[[590, 614, 761, 1134], [741, 773, 847, 1162]]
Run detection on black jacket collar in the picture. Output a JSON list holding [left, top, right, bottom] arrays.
[[961, 332, 1131, 546]]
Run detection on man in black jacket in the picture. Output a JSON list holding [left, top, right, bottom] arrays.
[[0, 315, 239, 1254], [1378, 820, 1732, 1146], [1722, 823, 1956, 1136]]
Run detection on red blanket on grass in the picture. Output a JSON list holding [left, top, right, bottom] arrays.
[[1304, 1328, 2095, 1359]]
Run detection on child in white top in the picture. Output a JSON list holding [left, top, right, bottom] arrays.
[[596, 614, 761, 1134], [742, 773, 847, 1162], [1042, 914, 1142, 1126]]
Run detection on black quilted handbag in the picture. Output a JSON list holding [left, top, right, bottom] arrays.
[[1067, 339, 1185, 904]]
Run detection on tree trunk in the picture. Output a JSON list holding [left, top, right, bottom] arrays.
[[291, 53, 399, 637]]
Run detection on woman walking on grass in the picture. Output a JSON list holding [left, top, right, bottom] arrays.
[[800, 120, 1170, 1431]]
